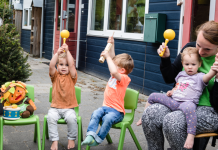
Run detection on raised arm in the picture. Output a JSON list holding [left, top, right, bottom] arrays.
[[49, 47, 64, 76], [62, 43, 76, 78], [205, 53, 218, 83], [107, 36, 115, 59], [203, 69, 216, 83], [101, 51, 122, 81]]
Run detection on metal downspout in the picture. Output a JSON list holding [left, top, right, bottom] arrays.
[[40, 0, 45, 58]]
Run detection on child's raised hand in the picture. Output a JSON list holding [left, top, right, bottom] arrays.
[[62, 43, 69, 52], [57, 47, 64, 55], [107, 36, 114, 45], [211, 53, 218, 72], [101, 50, 110, 59]]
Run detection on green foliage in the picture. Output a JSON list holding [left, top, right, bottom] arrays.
[[0, 2, 13, 24], [0, 0, 9, 4], [0, 3, 32, 85]]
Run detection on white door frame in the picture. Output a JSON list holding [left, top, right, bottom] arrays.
[[178, 1, 185, 54], [209, 0, 216, 20], [52, 0, 57, 57], [76, 0, 82, 68]]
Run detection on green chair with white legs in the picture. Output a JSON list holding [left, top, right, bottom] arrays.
[[86, 88, 142, 150], [42, 86, 83, 150], [0, 85, 41, 150]]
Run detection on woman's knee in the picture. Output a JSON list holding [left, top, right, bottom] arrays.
[[163, 111, 186, 133], [142, 103, 171, 126]]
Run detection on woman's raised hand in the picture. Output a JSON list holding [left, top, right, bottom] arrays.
[[157, 42, 170, 58]]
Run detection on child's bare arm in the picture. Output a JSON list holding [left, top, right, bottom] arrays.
[[101, 50, 121, 81], [203, 53, 218, 83], [62, 43, 77, 78], [203, 69, 216, 83], [49, 48, 63, 76]]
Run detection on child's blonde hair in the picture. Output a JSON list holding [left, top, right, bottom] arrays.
[[57, 52, 67, 64], [113, 53, 134, 74], [57, 52, 75, 64], [180, 47, 202, 63]]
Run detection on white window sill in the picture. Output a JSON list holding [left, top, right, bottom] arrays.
[[22, 26, 31, 30], [87, 31, 144, 41]]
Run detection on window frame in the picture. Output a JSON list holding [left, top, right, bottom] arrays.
[[12, 0, 20, 5], [87, 0, 149, 41], [22, 7, 32, 30]]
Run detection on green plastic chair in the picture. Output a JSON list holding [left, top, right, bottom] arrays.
[[0, 84, 41, 150], [86, 88, 142, 150], [42, 86, 83, 150]]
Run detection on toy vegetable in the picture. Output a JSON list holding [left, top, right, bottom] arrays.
[[0, 81, 37, 118]]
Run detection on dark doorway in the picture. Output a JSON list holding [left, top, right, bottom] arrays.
[[190, 0, 210, 41]]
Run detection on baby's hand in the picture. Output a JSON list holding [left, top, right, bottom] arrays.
[[57, 47, 64, 55], [136, 118, 142, 126], [166, 90, 173, 97], [211, 53, 218, 72], [62, 43, 69, 52], [101, 50, 110, 59], [107, 36, 114, 44]]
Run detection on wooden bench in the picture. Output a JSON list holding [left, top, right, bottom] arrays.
[[195, 133, 218, 138]]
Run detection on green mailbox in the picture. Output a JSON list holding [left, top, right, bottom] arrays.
[[143, 13, 166, 43]]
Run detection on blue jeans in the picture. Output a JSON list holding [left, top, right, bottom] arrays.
[[86, 106, 124, 143]]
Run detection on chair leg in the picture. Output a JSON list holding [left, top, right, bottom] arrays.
[[34, 123, 37, 142], [86, 145, 90, 150], [36, 116, 42, 150], [77, 116, 82, 150], [106, 133, 113, 144], [128, 126, 142, 150], [81, 120, 83, 141], [0, 117, 3, 150], [42, 116, 48, 150], [118, 123, 128, 150], [46, 120, 49, 139]]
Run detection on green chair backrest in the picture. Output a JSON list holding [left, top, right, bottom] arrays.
[[124, 88, 139, 110], [122, 88, 139, 124], [49, 86, 81, 105], [26, 85, 35, 102]]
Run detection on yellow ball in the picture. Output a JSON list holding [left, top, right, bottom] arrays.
[[60, 30, 70, 39], [163, 29, 176, 41]]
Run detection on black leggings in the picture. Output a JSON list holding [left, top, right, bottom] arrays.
[[141, 103, 218, 150]]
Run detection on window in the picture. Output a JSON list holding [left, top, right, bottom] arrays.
[[87, 0, 149, 41], [22, 8, 32, 29], [22, 0, 32, 29], [12, 0, 20, 5]]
